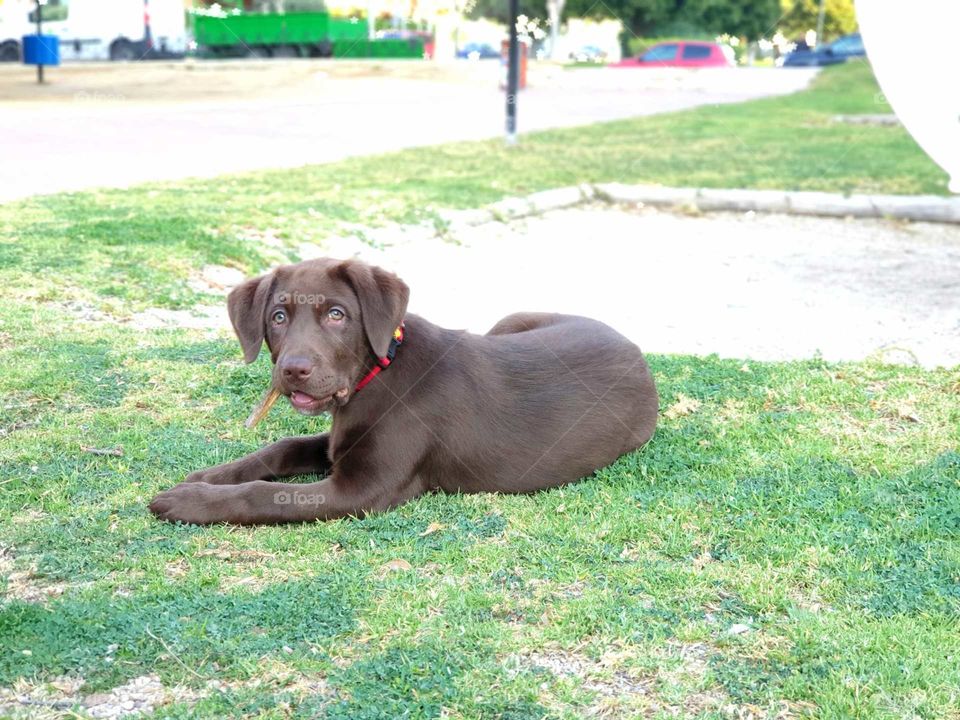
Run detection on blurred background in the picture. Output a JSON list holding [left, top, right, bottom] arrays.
[[0, 0, 869, 200]]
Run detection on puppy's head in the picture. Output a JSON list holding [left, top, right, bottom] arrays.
[[227, 258, 409, 415]]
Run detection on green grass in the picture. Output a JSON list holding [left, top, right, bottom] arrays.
[[1, 62, 959, 719]]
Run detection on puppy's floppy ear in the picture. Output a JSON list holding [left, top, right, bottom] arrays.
[[339, 261, 409, 358], [227, 272, 275, 364]]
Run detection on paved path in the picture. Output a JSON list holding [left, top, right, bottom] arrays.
[[315, 206, 960, 368], [0, 61, 817, 202]]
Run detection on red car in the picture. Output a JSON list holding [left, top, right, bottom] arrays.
[[614, 41, 733, 68]]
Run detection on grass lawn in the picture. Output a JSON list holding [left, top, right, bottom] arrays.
[[1, 62, 959, 718]]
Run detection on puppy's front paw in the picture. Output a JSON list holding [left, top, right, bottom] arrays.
[[149, 483, 226, 525], [183, 463, 251, 485]]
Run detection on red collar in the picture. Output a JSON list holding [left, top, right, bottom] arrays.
[[355, 323, 405, 392]]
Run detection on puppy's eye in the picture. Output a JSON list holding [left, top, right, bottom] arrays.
[[328, 307, 345, 321], [271, 310, 287, 325]]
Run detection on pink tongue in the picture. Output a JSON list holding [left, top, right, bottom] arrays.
[[291, 391, 316, 404]]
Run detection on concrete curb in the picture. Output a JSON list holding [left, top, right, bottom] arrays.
[[593, 183, 960, 224], [439, 183, 960, 229], [441, 183, 960, 228], [438, 184, 595, 228]]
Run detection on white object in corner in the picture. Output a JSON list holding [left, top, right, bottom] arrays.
[[857, 0, 960, 193]]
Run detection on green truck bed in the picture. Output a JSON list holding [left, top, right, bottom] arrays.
[[192, 12, 366, 49]]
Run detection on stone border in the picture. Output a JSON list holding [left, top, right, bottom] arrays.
[[440, 183, 960, 227]]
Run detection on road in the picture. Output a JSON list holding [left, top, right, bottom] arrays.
[[0, 60, 818, 202]]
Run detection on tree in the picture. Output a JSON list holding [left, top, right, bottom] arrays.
[[563, 0, 781, 41], [467, 0, 541, 23], [778, 0, 857, 41], [546, 0, 565, 57], [675, 0, 781, 40], [563, 0, 674, 36]]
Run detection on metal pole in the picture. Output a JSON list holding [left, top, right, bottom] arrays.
[[816, 0, 826, 45], [505, 0, 519, 144], [36, 0, 43, 84], [144, 0, 153, 55]]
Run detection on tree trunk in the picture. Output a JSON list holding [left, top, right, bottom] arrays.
[[547, 0, 565, 59]]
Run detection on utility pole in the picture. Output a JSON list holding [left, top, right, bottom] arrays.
[[35, 0, 43, 84], [816, 0, 826, 45], [505, 0, 519, 144]]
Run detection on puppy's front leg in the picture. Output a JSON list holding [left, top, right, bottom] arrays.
[[182, 433, 332, 485], [149, 471, 426, 525]]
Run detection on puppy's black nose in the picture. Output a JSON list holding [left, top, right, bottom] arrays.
[[279, 357, 313, 381]]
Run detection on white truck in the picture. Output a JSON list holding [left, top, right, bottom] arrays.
[[0, 0, 186, 62]]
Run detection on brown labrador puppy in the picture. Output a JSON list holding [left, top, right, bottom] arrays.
[[149, 258, 658, 525]]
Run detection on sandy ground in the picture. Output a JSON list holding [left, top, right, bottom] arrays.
[[0, 60, 817, 202], [309, 206, 960, 368]]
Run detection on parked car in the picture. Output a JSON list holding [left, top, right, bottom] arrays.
[[456, 42, 500, 60], [569, 44, 606, 63], [781, 32, 865, 67], [613, 40, 733, 68]]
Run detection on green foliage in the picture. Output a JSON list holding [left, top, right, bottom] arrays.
[[674, 0, 781, 40], [779, 0, 858, 41], [566, 0, 780, 40], [565, 0, 674, 35], [467, 0, 544, 24]]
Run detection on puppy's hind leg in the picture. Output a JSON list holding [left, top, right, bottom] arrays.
[[486, 312, 564, 336]]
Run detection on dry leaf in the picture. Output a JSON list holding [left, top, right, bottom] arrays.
[[419, 522, 445, 537], [380, 559, 413, 573], [81, 445, 123, 457], [895, 405, 920, 423], [664, 394, 701, 420], [619, 545, 641, 561], [195, 548, 274, 561]]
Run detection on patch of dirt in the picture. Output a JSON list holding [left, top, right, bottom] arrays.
[[510, 641, 731, 718], [9, 509, 46, 525], [0, 59, 488, 105], [163, 558, 191, 580], [217, 564, 312, 593], [1, 550, 80, 604], [186, 264, 247, 296], [0, 674, 181, 719], [128, 305, 229, 332], [53, 295, 230, 334], [57, 300, 116, 324], [179, 542, 316, 593], [0, 656, 332, 719], [193, 545, 276, 562], [83, 675, 169, 719]]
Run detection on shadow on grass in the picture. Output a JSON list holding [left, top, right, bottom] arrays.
[[1, 207, 267, 311], [325, 637, 551, 720], [0, 572, 363, 692]]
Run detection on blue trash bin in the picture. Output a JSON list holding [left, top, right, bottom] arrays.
[[22, 34, 60, 66]]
